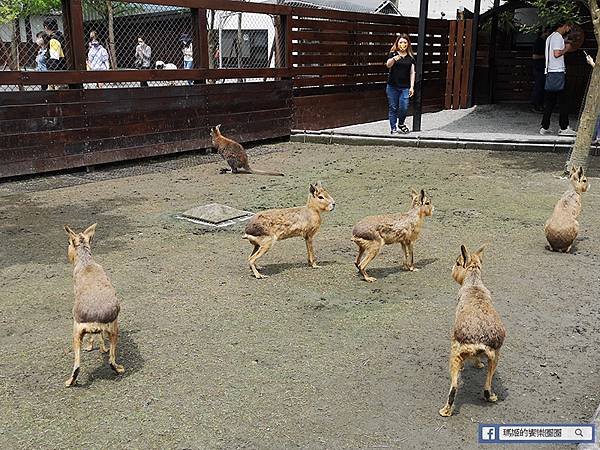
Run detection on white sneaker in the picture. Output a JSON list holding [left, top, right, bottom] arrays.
[[540, 127, 551, 135], [558, 126, 576, 136]]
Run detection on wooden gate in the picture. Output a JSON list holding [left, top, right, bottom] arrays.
[[445, 19, 474, 109]]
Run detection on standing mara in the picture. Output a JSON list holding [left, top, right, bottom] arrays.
[[439, 245, 506, 417], [64, 224, 124, 387]]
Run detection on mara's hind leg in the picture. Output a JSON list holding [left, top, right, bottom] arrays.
[[357, 239, 383, 283], [439, 349, 464, 417], [354, 242, 366, 269], [108, 321, 125, 375], [305, 235, 320, 268], [65, 323, 84, 387], [248, 237, 275, 279], [85, 333, 95, 352], [483, 349, 499, 402], [98, 331, 108, 353]]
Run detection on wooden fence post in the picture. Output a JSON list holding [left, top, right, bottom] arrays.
[[413, 0, 429, 132], [467, 0, 481, 106], [191, 8, 209, 83], [62, 0, 86, 71]]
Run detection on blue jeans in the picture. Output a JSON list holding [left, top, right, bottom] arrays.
[[386, 84, 410, 131], [184, 60, 193, 85]]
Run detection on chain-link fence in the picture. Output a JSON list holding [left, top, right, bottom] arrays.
[[1, 14, 70, 91], [0, 3, 287, 91]]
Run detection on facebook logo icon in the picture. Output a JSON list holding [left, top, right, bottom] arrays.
[[481, 426, 497, 441]]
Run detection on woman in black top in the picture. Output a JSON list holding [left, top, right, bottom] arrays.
[[385, 34, 416, 134]]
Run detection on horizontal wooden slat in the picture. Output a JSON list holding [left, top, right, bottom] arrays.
[[293, 74, 388, 88], [292, 18, 405, 34], [0, 68, 292, 86]]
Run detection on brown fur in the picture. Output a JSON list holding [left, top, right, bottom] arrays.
[[242, 181, 335, 278], [210, 124, 284, 176], [544, 166, 590, 252], [351, 188, 433, 282], [439, 245, 506, 417], [64, 224, 124, 386]]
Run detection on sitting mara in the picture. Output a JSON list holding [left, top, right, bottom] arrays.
[[545, 166, 590, 253]]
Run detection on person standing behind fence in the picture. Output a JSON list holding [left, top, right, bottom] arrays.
[[385, 34, 415, 135], [181, 34, 193, 85], [35, 32, 49, 91], [540, 21, 576, 136], [135, 36, 152, 87], [43, 18, 66, 71], [87, 31, 109, 88], [531, 28, 550, 113]]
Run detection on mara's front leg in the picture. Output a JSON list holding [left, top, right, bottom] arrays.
[[305, 234, 320, 268], [406, 242, 419, 272]]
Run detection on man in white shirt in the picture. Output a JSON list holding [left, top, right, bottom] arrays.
[[540, 21, 576, 136]]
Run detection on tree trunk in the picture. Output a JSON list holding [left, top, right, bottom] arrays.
[[10, 19, 19, 71], [107, 0, 117, 69], [208, 10, 215, 70], [10, 19, 24, 91], [567, 0, 600, 170]]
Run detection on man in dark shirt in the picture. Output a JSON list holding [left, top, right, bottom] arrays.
[[43, 18, 66, 71], [531, 28, 550, 112]]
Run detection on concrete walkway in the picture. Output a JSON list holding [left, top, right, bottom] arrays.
[[292, 104, 600, 154], [320, 104, 581, 144]]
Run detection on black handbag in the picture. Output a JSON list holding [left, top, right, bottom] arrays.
[[545, 72, 565, 91]]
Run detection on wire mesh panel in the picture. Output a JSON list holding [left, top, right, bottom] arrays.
[[1, 14, 70, 92], [206, 9, 286, 83], [82, 1, 193, 87]]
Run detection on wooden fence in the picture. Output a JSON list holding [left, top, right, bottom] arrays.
[[444, 19, 473, 110], [291, 10, 449, 130], [0, 0, 452, 179]]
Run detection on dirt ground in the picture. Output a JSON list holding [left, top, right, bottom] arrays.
[[1, 143, 599, 449]]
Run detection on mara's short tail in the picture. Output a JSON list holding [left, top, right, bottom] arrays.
[[249, 167, 284, 176]]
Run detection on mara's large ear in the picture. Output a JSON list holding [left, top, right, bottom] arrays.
[[460, 245, 469, 267], [419, 189, 425, 204], [64, 224, 76, 238], [315, 180, 323, 188], [410, 187, 419, 199], [570, 165, 577, 175], [216, 124, 221, 131], [577, 166, 584, 179], [474, 244, 486, 261], [83, 223, 97, 242], [309, 183, 317, 196]]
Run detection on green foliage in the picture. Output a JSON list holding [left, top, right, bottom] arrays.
[[0, 0, 61, 24], [482, 10, 520, 33], [519, 0, 583, 34]]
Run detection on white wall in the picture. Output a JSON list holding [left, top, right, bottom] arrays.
[[1, 16, 64, 43], [208, 10, 276, 67]]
